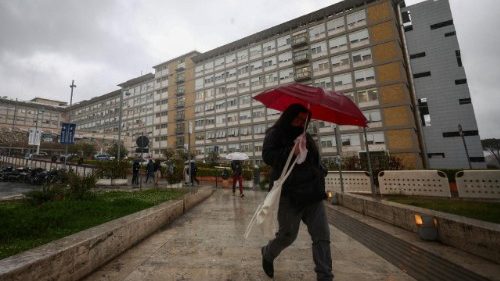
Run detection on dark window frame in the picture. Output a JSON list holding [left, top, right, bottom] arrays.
[[413, 71, 431, 78], [430, 20, 453, 30]]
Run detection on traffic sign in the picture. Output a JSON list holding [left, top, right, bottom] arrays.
[[60, 123, 76, 144], [136, 136, 149, 148]]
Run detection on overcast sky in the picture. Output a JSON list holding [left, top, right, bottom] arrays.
[[0, 0, 498, 138]]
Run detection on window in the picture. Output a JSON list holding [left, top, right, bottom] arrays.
[[365, 132, 385, 145], [333, 73, 352, 90], [444, 31, 456, 37], [349, 29, 369, 47], [309, 23, 326, 40], [205, 102, 214, 111], [263, 40, 276, 55], [237, 49, 248, 62], [277, 35, 291, 51], [216, 114, 226, 126], [215, 100, 226, 112], [252, 107, 265, 119], [313, 59, 330, 75], [413, 72, 431, 78], [341, 134, 360, 148], [327, 17, 345, 35], [278, 52, 292, 66], [459, 98, 471, 104], [442, 130, 478, 138], [410, 52, 426, 59], [253, 124, 266, 134], [418, 98, 431, 126], [427, 153, 445, 158], [354, 68, 375, 86], [346, 9, 366, 29], [329, 35, 348, 53], [320, 135, 336, 148], [227, 127, 239, 137], [239, 95, 251, 106], [331, 54, 350, 72], [239, 110, 251, 121], [430, 20, 453, 30], [249, 45, 262, 59], [363, 109, 382, 123], [357, 88, 378, 107], [455, 79, 467, 85], [314, 77, 332, 90], [455, 50, 462, 67], [351, 48, 372, 66], [227, 112, 238, 123]]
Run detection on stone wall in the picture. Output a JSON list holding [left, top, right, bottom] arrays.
[[0, 187, 214, 281], [338, 193, 500, 264]]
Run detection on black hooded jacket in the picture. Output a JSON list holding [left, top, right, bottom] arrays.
[[262, 126, 327, 208]]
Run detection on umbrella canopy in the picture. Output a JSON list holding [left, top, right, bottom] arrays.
[[254, 83, 367, 127], [226, 152, 249, 161]]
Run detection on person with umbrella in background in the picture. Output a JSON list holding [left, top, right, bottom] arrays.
[[231, 159, 244, 197], [260, 103, 332, 281]]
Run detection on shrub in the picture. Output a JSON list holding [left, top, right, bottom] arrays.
[[438, 168, 462, 183], [95, 160, 130, 179], [67, 171, 96, 200]]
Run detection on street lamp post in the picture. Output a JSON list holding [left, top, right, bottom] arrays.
[[117, 91, 125, 161], [64, 80, 76, 167], [35, 108, 45, 154], [458, 124, 472, 169]]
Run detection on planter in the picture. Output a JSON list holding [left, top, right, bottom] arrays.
[[96, 179, 127, 186], [96, 179, 112, 186], [112, 179, 128, 186]]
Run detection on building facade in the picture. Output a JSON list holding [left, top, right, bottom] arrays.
[[192, 0, 424, 168], [402, 0, 486, 168]]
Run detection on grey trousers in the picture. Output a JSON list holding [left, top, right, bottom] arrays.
[[262, 197, 333, 281]]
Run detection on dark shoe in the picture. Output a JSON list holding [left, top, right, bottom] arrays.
[[240, 193, 245, 198], [261, 247, 274, 278]]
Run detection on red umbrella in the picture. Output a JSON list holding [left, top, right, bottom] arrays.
[[254, 83, 367, 127]]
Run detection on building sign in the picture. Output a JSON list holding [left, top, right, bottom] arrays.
[[28, 128, 42, 146], [60, 123, 76, 144]]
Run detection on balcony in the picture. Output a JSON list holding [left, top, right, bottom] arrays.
[[176, 128, 185, 135], [176, 89, 185, 96], [176, 102, 185, 108], [294, 69, 312, 82], [176, 76, 185, 84], [291, 33, 309, 48], [292, 52, 310, 64]]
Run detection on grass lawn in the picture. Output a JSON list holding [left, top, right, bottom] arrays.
[[0, 189, 186, 260], [382, 195, 500, 224]]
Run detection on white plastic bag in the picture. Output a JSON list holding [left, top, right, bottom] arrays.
[[244, 140, 299, 239]]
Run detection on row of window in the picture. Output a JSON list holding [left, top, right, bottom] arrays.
[[195, 9, 368, 76], [196, 29, 371, 86]]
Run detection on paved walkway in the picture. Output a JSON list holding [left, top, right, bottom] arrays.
[[83, 189, 415, 281]]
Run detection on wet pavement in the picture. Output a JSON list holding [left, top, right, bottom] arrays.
[[83, 189, 415, 281], [0, 181, 39, 199]]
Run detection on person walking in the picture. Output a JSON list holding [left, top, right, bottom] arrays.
[[153, 159, 161, 186], [132, 159, 140, 185], [231, 160, 244, 197], [145, 159, 154, 184], [260, 104, 332, 281], [190, 161, 200, 186]]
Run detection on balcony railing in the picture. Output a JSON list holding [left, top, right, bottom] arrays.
[[292, 52, 310, 64], [291, 33, 309, 47], [294, 69, 312, 81]]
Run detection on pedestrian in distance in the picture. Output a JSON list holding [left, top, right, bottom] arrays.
[[260, 104, 332, 281], [145, 159, 154, 184], [132, 159, 140, 185], [190, 161, 200, 186], [154, 159, 161, 186], [231, 160, 244, 198]]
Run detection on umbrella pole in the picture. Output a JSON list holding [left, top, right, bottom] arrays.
[[334, 126, 344, 193], [363, 127, 376, 197]]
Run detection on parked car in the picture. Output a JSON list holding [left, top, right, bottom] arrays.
[[94, 154, 110, 161]]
